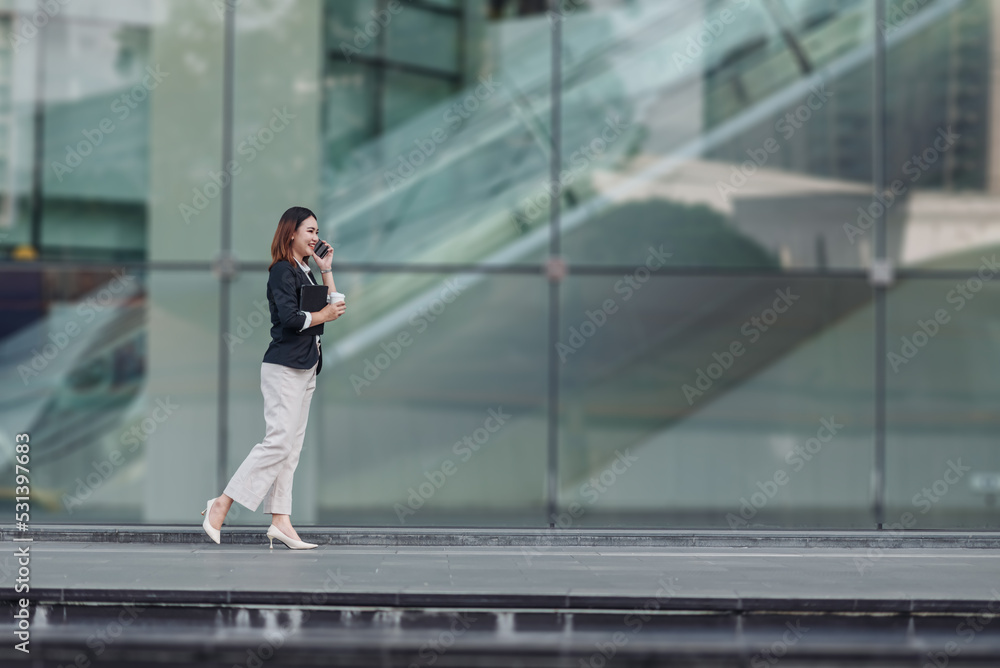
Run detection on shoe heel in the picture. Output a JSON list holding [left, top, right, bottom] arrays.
[[269, 536, 274, 549], [202, 498, 221, 545]]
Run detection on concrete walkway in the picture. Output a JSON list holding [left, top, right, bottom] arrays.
[[3, 537, 999, 666], [8, 540, 1000, 612]]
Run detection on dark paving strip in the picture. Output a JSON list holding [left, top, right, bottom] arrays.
[[0, 603, 998, 667], [6, 588, 1000, 614]]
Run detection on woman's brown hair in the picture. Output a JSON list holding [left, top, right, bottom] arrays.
[[269, 206, 318, 270]]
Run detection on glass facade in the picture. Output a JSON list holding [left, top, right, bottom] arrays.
[[1, 0, 998, 529]]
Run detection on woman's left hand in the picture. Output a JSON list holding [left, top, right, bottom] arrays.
[[314, 239, 334, 271]]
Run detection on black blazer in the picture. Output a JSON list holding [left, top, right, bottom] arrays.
[[261, 259, 324, 375]]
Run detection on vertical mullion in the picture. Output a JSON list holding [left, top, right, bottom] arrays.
[[873, 0, 887, 530], [374, 0, 386, 136], [457, 0, 467, 87], [546, 0, 562, 529], [29, 12, 46, 253], [217, 0, 236, 492]]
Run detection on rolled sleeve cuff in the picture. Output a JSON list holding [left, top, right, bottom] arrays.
[[299, 310, 312, 331]]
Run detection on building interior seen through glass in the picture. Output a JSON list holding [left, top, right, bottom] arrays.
[[0, 0, 997, 529]]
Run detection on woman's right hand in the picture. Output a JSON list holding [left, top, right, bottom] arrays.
[[316, 301, 346, 324]]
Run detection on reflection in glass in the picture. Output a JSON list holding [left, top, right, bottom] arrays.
[[886, 277, 1000, 529], [320, 0, 552, 266], [315, 272, 548, 526], [560, 0, 874, 269], [0, 268, 147, 520], [0, 0, 996, 531], [885, 0, 1000, 270], [558, 274, 875, 528], [39, 15, 153, 260]]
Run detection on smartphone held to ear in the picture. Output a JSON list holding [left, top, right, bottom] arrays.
[[314, 241, 332, 259]]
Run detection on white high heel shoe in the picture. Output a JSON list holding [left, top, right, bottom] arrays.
[[266, 524, 317, 550], [200, 498, 220, 544]]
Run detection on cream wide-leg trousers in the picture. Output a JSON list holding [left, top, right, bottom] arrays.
[[223, 361, 317, 515]]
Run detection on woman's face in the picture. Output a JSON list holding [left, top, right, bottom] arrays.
[[290, 216, 319, 261]]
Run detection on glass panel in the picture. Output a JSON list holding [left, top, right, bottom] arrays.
[[0, 266, 147, 521], [148, 0, 225, 263], [142, 270, 221, 523], [0, 13, 27, 252], [885, 0, 1000, 270], [0, 1, 224, 262], [385, 8, 459, 74], [321, 0, 552, 266], [231, 0, 323, 263], [6, 7, 159, 261], [559, 0, 874, 270], [0, 268, 219, 523], [486, 0, 548, 20], [558, 274, 875, 528], [886, 277, 1000, 529], [383, 70, 456, 132], [0, 0, 995, 536], [309, 272, 549, 526], [424, 0, 460, 9], [324, 61, 376, 175], [325, 0, 379, 62]]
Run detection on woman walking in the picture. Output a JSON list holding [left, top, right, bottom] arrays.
[[201, 206, 346, 549]]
